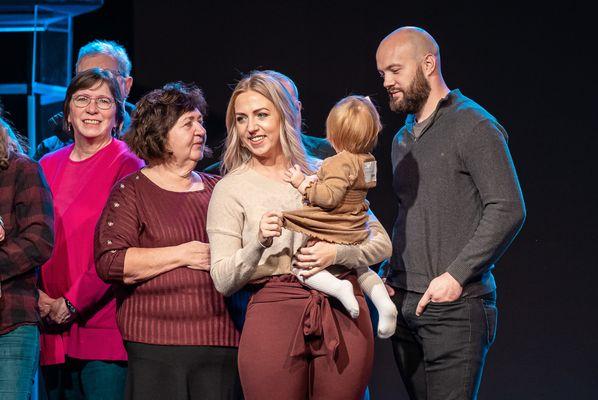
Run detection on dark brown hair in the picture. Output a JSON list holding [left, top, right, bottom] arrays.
[[125, 82, 208, 164], [63, 68, 125, 134]]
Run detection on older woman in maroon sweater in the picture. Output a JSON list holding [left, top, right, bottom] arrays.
[[94, 83, 241, 400]]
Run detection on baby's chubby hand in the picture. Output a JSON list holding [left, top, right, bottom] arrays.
[[283, 164, 306, 189]]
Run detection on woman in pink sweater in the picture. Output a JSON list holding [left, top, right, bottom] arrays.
[[38, 68, 143, 399]]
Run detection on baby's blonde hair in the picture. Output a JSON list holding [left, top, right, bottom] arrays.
[[326, 95, 382, 154]]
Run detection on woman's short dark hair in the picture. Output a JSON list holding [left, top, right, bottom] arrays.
[[125, 82, 208, 164], [63, 68, 125, 134]]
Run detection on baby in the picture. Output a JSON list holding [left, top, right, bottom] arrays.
[[283, 95, 397, 338]]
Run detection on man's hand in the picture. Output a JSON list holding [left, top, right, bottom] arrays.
[[48, 297, 73, 324], [293, 239, 337, 278], [384, 282, 395, 297], [416, 272, 463, 316]]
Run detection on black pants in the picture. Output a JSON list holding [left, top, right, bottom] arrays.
[[124, 342, 242, 400], [390, 289, 497, 400]]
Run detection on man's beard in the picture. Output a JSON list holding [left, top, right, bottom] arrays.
[[389, 67, 431, 114]]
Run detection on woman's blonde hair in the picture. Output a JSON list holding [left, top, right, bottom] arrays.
[[222, 71, 312, 174], [0, 117, 25, 170], [326, 95, 382, 154]]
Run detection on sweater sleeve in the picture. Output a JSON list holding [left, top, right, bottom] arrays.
[[207, 181, 266, 297], [446, 120, 526, 286], [94, 177, 141, 284], [0, 160, 54, 282], [305, 153, 355, 209], [334, 210, 392, 268]]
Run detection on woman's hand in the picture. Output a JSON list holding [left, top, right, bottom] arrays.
[[258, 211, 283, 248], [293, 239, 337, 278], [48, 297, 73, 325], [179, 241, 211, 271], [38, 289, 55, 318], [0, 225, 5, 242]]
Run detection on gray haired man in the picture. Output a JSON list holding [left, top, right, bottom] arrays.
[[35, 40, 134, 159]]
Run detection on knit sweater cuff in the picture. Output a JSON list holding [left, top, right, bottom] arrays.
[[209, 236, 265, 297], [445, 263, 472, 287]]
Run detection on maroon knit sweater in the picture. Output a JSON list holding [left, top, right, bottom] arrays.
[[94, 171, 239, 347]]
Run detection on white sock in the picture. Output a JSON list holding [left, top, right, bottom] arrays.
[[294, 268, 360, 318], [357, 268, 398, 338]]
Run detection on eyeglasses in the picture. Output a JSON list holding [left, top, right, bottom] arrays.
[[72, 95, 115, 110]]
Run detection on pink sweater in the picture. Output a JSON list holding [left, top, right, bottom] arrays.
[[39, 139, 143, 365]]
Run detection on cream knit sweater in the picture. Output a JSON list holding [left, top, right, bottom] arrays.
[[207, 167, 392, 296]]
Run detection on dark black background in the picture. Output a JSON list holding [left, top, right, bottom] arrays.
[[2, 1, 597, 398]]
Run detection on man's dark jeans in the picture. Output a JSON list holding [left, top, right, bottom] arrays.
[[390, 288, 497, 400]]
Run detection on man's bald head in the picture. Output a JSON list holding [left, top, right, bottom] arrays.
[[378, 26, 440, 65], [376, 27, 446, 115]]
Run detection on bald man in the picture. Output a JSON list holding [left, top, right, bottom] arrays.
[[376, 27, 526, 399]]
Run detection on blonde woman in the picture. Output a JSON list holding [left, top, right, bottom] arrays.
[[207, 71, 392, 400]]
